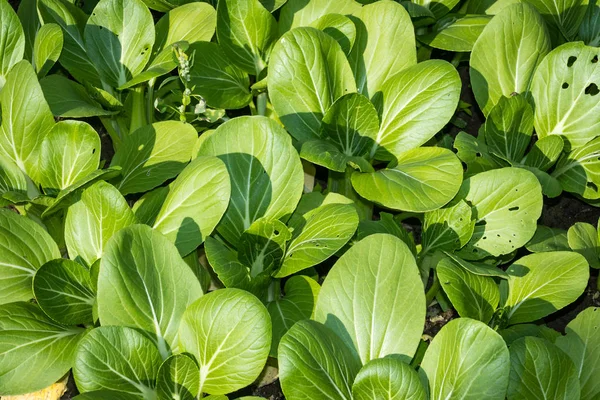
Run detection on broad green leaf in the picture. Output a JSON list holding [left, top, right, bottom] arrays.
[[64, 181, 137, 266], [419, 14, 492, 52], [568, 222, 600, 268], [419, 318, 510, 400], [0, 209, 60, 304], [505, 251, 589, 324], [508, 337, 580, 400], [188, 42, 252, 110], [0, 60, 55, 176], [454, 130, 504, 176], [205, 237, 258, 293], [217, 0, 277, 75], [287, 191, 354, 228], [412, 0, 460, 18], [484, 94, 534, 163], [33, 23, 63, 78], [579, 1, 600, 46], [197, 116, 303, 245], [278, 0, 362, 33], [422, 200, 475, 255], [38, 0, 102, 86], [85, 0, 155, 88], [555, 307, 600, 400], [523, 135, 564, 171], [17, 0, 37, 62], [525, 0, 589, 40], [437, 256, 500, 323], [40, 74, 115, 117], [140, 0, 187, 12], [33, 259, 94, 325], [499, 323, 561, 345], [41, 166, 122, 218], [153, 156, 230, 256], [0, 302, 86, 395], [352, 147, 463, 212], [522, 165, 563, 198], [315, 234, 426, 363], [374, 60, 461, 159], [309, 13, 356, 55], [532, 43, 600, 150], [73, 326, 162, 397], [111, 121, 197, 195], [267, 275, 320, 357], [552, 136, 600, 199], [352, 358, 426, 400], [526, 225, 570, 252], [356, 212, 416, 254], [0, 0, 25, 90], [349, 1, 416, 101], [98, 225, 203, 357], [156, 354, 199, 400], [455, 167, 543, 259], [133, 186, 169, 226], [269, 27, 357, 142], [471, 3, 551, 115], [275, 203, 359, 277], [0, 155, 27, 200], [299, 140, 371, 172], [278, 320, 362, 400], [121, 2, 216, 88], [37, 121, 100, 193], [238, 217, 290, 278], [178, 289, 271, 395]]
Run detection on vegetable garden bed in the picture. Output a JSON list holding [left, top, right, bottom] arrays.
[[1, 0, 600, 399]]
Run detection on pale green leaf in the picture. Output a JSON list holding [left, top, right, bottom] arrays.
[[412, 0, 460, 18], [422, 200, 475, 255], [499, 323, 561, 345], [40, 74, 115, 118], [525, 225, 570, 252], [523, 135, 564, 171], [132, 186, 169, 226], [0, 0, 25, 90], [278, 0, 362, 33], [352, 358, 426, 400], [419, 14, 492, 52], [0, 155, 27, 200], [33, 23, 63, 78], [525, 0, 589, 40], [552, 136, 600, 199], [309, 13, 356, 55], [568, 222, 600, 268], [156, 354, 199, 400]]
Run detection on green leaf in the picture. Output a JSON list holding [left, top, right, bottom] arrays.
[[349, 0, 416, 101], [579, 1, 600, 46], [455, 167, 543, 259], [568, 222, 600, 268], [132, 186, 169, 226], [0, 154, 27, 200], [278, 320, 362, 400], [73, 391, 140, 400], [309, 13, 356, 55], [0, 60, 55, 177], [85, 0, 155, 88], [73, 326, 162, 397], [555, 307, 600, 400], [508, 337, 580, 400], [0, 209, 60, 304], [197, 116, 303, 245], [239, 217, 290, 278], [419, 14, 492, 52], [205, 237, 254, 291], [419, 318, 510, 400], [17, 0, 38, 62], [437, 256, 500, 323], [152, 156, 230, 256], [187, 42, 252, 110], [98, 225, 203, 358], [121, 2, 216, 88], [422, 200, 475, 255], [33, 259, 95, 325], [552, 136, 600, 199], [259, 0, 287, 12], [356, 212, 416, 255], [156, 354, 200, 400], [0, 0, 24, 90], [315, 234, 425, 363], [33, 23, 63, 78], [278, 0, 362, 33], [40, 75, 115, 118], [521, 164, 563, 198], [374, 60, 461, 159], [178, 288, 271, 395], [0, 302, 86, 396], [37, 121, 100, 194], [412, 0, 460, 18], [525, 225, 570, 252], [523, 135, 564, 171], [471, 3, 551, 116], [38, 0, 102, 86], [275, 203, 359, 277], [352, 147, 463, 212], [266, 275, 320, 357], [64, 181, 137, 266], [269, 27, 357, 142], [454, 130, 504, 177], [484, 94, 534, 164], [352, 358, 426, 400], [111, 121, 197, 195], [300, 140, 371, 172], [217, 0, 277, 75], [505, 251, 589, 324], [525, 0, 589, 41], [533, 43, 600, 151], [499, 323, 560, 345]]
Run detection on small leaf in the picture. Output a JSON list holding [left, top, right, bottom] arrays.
[[40, 75, 115, 118], [525, 225, 570, 252], [309, 13, 356, 55], [156, 354, 200, 400], [523, 135, 564, 171], [526, 0, 589, 41], [412, 0, 460, 18], [552, 136, 600, 199], [33, 23, 63, 78], [422, 200, 475, 255], [568, 222, 600, 268], [278, 0, 361, 33], [419, 14, 492, 52], [352, 358, 426, 400], [499, 323, 560, 345]]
